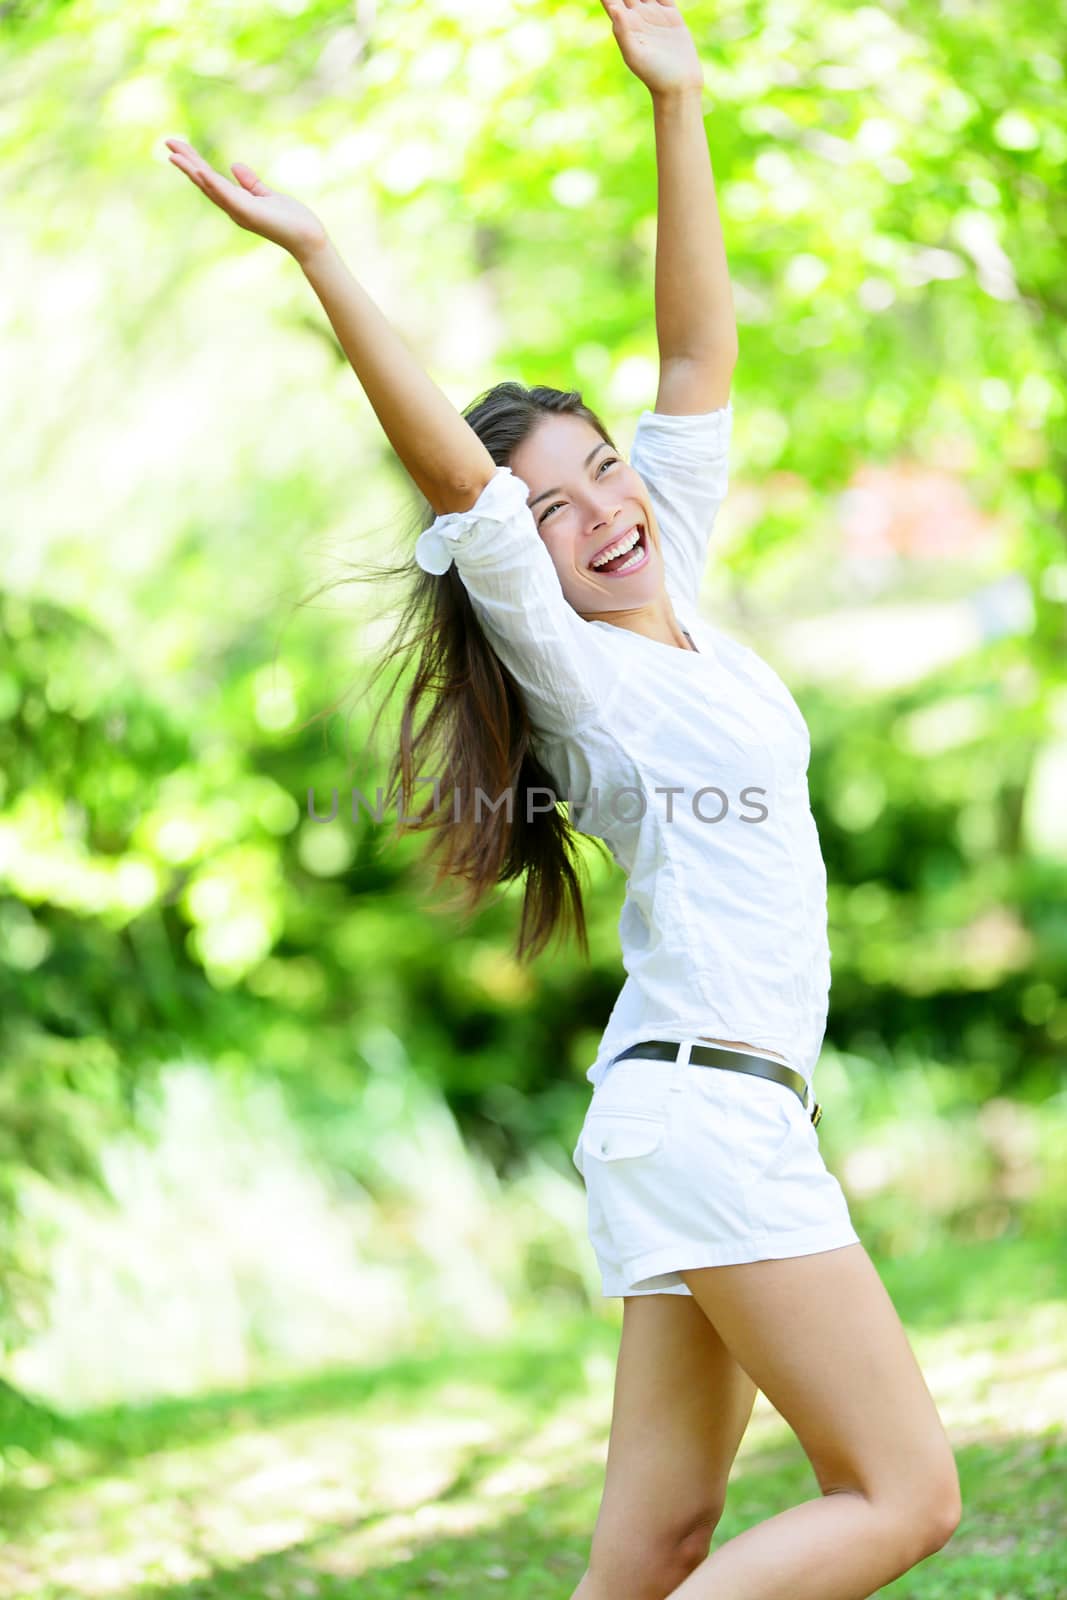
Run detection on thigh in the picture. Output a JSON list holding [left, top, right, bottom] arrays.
[[590, 1292, 758, 1565], [679, 1244, 960, 1520]]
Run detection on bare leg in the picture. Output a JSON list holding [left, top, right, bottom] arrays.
[[659, 1244, 961, 1600], [571, 1292, 758, 1600]]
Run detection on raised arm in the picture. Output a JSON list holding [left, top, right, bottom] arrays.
[[163, 136, 609, 737], [601, 0, 738, 413], [162, 138, 495, 515], [296, 237, 497, 512]]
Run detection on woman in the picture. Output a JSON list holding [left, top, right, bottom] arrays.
[[165, 3, 961, 1595]]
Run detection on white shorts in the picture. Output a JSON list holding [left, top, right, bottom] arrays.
[[571, 1039, 860, 1297]]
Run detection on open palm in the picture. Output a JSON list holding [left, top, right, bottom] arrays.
[[600, 0, 704, 96], [164, 138, 328, 261]]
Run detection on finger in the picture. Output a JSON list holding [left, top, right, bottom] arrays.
[[168, 150, 243, 215], [230, 161, 271, 196], [167, 151, 208, 193], [164, 138, 231, 193], [165, 142, 215, 184], [189, 163, 244, 208], [176, 152, 230, 196], [168, 152, 214, 195], [165, 137, 203, 161]]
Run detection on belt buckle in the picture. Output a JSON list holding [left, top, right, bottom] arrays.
[[810, 1099, 823, 1128]]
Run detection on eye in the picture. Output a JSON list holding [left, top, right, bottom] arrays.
[[537, 457, 619, 526]]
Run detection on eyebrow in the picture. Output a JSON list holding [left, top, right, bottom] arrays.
[[527, 442, 613, 510]]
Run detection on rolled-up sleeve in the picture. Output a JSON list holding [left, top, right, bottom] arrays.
[[629, 405, 733, 607], [414, 465, 605, 737]]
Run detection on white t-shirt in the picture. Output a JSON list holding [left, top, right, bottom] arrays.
[[413, 405, 830, 1094]]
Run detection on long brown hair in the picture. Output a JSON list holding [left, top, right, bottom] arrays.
[[313, 382, 616, 962]]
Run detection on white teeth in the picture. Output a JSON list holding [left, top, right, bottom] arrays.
[[591, 526, 642, 569]]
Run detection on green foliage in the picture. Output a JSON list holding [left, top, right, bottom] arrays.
[[0, 0, 1064, 1375], [1, 1236, 1065, 1594]]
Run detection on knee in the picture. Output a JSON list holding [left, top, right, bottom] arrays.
[[882, 1461, 962, 1567], [673, 1508, 720, 1574], [914, 1469, 963, 1559], [589, 1504, 721, 1599]]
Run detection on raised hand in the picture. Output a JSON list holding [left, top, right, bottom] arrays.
[[599, 0, 704, 97], [163, 138, 329, 262]]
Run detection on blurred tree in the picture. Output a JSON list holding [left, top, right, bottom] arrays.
[[0, 0, 1064, 1364]]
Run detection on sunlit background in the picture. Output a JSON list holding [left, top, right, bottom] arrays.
[[2, 0, 1065, 1593]]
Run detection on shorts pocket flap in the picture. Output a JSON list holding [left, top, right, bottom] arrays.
[[583, 1113, 666, 1162]]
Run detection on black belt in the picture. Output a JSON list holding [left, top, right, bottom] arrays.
[[610, 1040, 823, 1128]]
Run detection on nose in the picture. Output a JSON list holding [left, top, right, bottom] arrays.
[[587, 500, 627, 543], [592, 494, 623, 527]]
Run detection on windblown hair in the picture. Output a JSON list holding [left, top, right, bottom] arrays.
[[314, 382, 616, 963]]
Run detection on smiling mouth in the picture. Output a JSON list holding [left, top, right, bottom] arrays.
[[588, 524, 648, 575]]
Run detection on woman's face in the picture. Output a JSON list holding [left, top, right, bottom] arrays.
[[509, 413, 664, 617]]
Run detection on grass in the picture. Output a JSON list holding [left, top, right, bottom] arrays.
[[0, 1232, 1064, 1599]]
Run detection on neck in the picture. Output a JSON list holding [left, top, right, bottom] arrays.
[[582, 595, 695, 651]]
